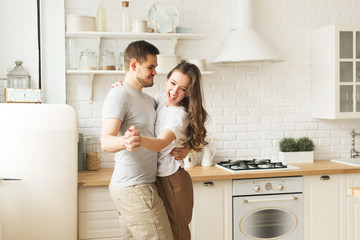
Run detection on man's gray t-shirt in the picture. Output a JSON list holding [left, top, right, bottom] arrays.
[[102, 82, 158, 187]]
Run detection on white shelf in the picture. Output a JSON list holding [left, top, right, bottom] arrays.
[[67, 70, 125, 75], [66, 70, 213, 75], [66, 31, 211, 103], [66, 31, 209, 40]]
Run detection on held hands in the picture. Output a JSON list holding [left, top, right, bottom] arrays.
[[123, 126, 141, 152]]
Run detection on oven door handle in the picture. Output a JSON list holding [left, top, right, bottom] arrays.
[[242, 196, 298, 203]]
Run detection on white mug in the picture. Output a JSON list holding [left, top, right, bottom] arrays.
[[201, 147, 216, 166], [188, 59, 206, 71], [157, 55, 181, 73], [132, 20, 147, 33]]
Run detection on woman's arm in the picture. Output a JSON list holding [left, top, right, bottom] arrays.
[[141, 129, 176, 152], [124, 127, 189, 158]]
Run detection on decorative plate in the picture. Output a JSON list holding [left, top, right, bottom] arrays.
[[148, 2, 180, 33]]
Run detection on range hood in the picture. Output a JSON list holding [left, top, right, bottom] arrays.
[[212, 0, 282, 64]]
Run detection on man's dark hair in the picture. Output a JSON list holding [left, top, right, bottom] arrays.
[[123, 40, 160, 71]]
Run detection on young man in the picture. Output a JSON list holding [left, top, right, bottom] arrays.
[[101, 40, 185, 240]]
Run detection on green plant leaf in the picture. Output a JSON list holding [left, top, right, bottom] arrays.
[[279, 136, 315, 152], [279, 137, 298, 152], [297, 137, 315, 151]]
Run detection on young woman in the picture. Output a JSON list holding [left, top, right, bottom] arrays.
[[124, 60, 209, 240]]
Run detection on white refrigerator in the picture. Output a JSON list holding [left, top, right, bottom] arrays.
[[0, 104, 78, 240]]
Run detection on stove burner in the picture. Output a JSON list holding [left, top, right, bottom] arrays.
[[257, 163, 272, 169], [231, 163, 248, 170], [216, 159, 288, 171], [274, 162, 284, 167], [253, 159, 270, 165]]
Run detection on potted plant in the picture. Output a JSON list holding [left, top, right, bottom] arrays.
[[279, 137, 315, 164]]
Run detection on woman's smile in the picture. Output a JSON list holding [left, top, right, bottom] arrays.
[[166, 71, 190, 106]]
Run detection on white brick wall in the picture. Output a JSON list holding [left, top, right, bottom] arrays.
[[66, 0, 360, 168]]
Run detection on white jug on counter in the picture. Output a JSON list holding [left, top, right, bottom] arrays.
[[201, 147, 216, 166]]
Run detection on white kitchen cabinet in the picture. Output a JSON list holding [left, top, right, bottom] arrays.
[[190, 180, 232, 240], [79, 181, 232, 240], [312, 25, 360, 119], [78, 186, 125, 240], [347, 173, 360, 240], [303, 174, 347, 240]]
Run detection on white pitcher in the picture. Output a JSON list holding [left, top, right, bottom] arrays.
[[201, 147, 216, 166]]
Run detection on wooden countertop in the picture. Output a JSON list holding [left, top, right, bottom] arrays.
[[78, 160, 360, 187]]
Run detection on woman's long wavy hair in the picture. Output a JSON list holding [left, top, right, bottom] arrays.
[[167, 60, 209, 152]]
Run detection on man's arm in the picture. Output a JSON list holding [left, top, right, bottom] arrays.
[[101, 118, 141, 152]]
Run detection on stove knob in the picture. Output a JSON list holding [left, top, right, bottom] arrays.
[[278, 184, 284, 191], [254, 185, 260, 192], [265, 183, 272, 191]]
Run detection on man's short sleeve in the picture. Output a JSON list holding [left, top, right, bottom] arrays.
[[102, 87, 128, 121]]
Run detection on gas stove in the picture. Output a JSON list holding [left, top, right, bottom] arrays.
[[216, 159, 299, 172]]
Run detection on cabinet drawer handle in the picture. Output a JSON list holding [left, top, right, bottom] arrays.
[[320, 175, 330, 181], [243, 196, 298, 203], [203, 181, 214, 187], [0, 178, 22, 182]]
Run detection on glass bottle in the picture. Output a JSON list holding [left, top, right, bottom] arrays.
[[120, 1, 131, 32], [79, 50, 97, 70], [66, 38, 78, 70], [78, 133, 85, 171], [118, 51, 125, 71], [96, 0, 107, 32], [98, 50, 116, 70], [7, 60, 31, 88], [86, 137, 100, 171]]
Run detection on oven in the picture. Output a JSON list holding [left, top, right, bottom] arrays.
[[232, 176, 303, 240]]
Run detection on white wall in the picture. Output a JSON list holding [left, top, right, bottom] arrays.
[[39, 0, 66, 103], [0, 0, 39, 88], [65, 0, 360, 168]]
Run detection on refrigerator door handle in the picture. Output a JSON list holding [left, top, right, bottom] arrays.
[[0, 178, 22, 181]]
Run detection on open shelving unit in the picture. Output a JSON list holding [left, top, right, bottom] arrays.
[[66, 31, 212, 102]]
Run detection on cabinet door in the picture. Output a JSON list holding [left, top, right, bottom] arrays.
[[347, 173, 360, 240], [79, 186, 116, 212], [338, 30, 360, 115], [312, 25, 360, 119], [78, 211, 123, 239], [79, 186, 123, 240], [347, 197, 360, 240], [303, 174, 347, 240], [191, 180, 232, 240]]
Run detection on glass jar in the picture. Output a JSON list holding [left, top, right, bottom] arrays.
[[7, 60, 31, 88], [98, 50, 116, 70], [86, 137, 100, 171], [79, 50, 97, 70], [118, 51, 125, 71]]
